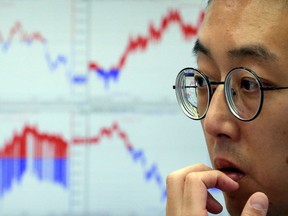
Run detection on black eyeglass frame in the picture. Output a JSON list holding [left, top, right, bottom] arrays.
[[173, 66, 288, 121]]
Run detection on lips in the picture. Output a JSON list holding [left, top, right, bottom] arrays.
[[214, 158, 245, 182]]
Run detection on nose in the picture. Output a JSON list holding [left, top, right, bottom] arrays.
[[202, 85, 240, 140]]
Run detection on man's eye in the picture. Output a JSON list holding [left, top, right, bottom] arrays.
[[195, 76, 206, 88], [240, 78, 259, 91]]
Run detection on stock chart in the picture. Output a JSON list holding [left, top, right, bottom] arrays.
[[0, 0, 227, 215]]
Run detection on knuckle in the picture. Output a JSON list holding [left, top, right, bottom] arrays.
[[193, 163, 209, 170], [166, 164, 214, 188], [185, 172, 199, 184], [166, 171, 179, 186]]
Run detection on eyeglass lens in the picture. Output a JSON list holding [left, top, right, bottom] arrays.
[[225, 68, 262, 120], [176, 68, 262, 121]]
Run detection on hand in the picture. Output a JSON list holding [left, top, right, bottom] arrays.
[[166, 164, 269, 216], [241, 192, 268, 216]]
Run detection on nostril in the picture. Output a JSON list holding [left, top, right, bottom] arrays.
[[217, 133, 231, 139]]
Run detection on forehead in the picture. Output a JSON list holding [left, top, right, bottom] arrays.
[[207, 0, 287, 21], [202, 0, 288, 42], [198, 0, 288, 68]]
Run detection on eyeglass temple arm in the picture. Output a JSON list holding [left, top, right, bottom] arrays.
[[262, 86, 288, 91], [173, 85, 198, 89]]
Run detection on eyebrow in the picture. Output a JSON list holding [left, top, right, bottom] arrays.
[[228, 44, 278, 61], [193, 39, 278, 62], [193, 39, 210, 56]]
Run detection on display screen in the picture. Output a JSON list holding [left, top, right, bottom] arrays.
[[0, 0, 226, 215]]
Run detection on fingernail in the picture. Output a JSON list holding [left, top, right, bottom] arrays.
[[250, 193, 268, 211]]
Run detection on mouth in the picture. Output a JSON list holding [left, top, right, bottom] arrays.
[[214, 158, 245, 182]]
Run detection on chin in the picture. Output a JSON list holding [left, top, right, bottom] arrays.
[[223, 191, 248, 216]]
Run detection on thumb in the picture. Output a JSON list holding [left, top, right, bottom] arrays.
[[241, 192, 269, 216]]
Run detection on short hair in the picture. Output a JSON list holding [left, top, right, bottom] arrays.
[[207, 0, 288, 6]]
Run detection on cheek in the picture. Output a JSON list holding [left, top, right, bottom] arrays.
[[246, 114, 288, 170], [257, 96, 288, 144], [200, 122, 213, 154], [243, 121, 288, 192], [247, 119, 288, 150], [268, 119, 288, 145]]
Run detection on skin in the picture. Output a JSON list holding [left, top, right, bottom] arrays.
[[166, 0, 288, 215]]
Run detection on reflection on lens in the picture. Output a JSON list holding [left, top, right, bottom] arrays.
[[184, 75, 199, 117], [225, 68, 262, 120], [175, 68, 210, 120], [194, 70, 209, 118]]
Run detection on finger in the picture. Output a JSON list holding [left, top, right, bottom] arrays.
[[166, 164, 212, 216], [182, 170, 239, 216], [241, 192, 269, 216], [206, 191, 223, 214]]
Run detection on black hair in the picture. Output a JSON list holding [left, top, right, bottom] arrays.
[[207, 0, 288, 6]]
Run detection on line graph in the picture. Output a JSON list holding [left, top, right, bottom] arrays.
[[73, 122, 167, 201], [0, 125, 68, 197], [0, 21, 46, 50], [0, 9, 204, 89], [0, 21, 71, 86], [0, 122, 166, 201], [89, 9, 204, 87], [0, 1, 211, 215]]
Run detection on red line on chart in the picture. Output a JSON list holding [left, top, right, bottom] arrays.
[[0, 122, 166, 201], [0, 21, 46, 44], [0, 8, 205, 88], [89, 9, 205, 86]]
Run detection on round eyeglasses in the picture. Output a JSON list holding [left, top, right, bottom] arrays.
[[173, 67, 288, 121]]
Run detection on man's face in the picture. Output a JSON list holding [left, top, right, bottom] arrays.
[[197, 0, 288, 215]]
